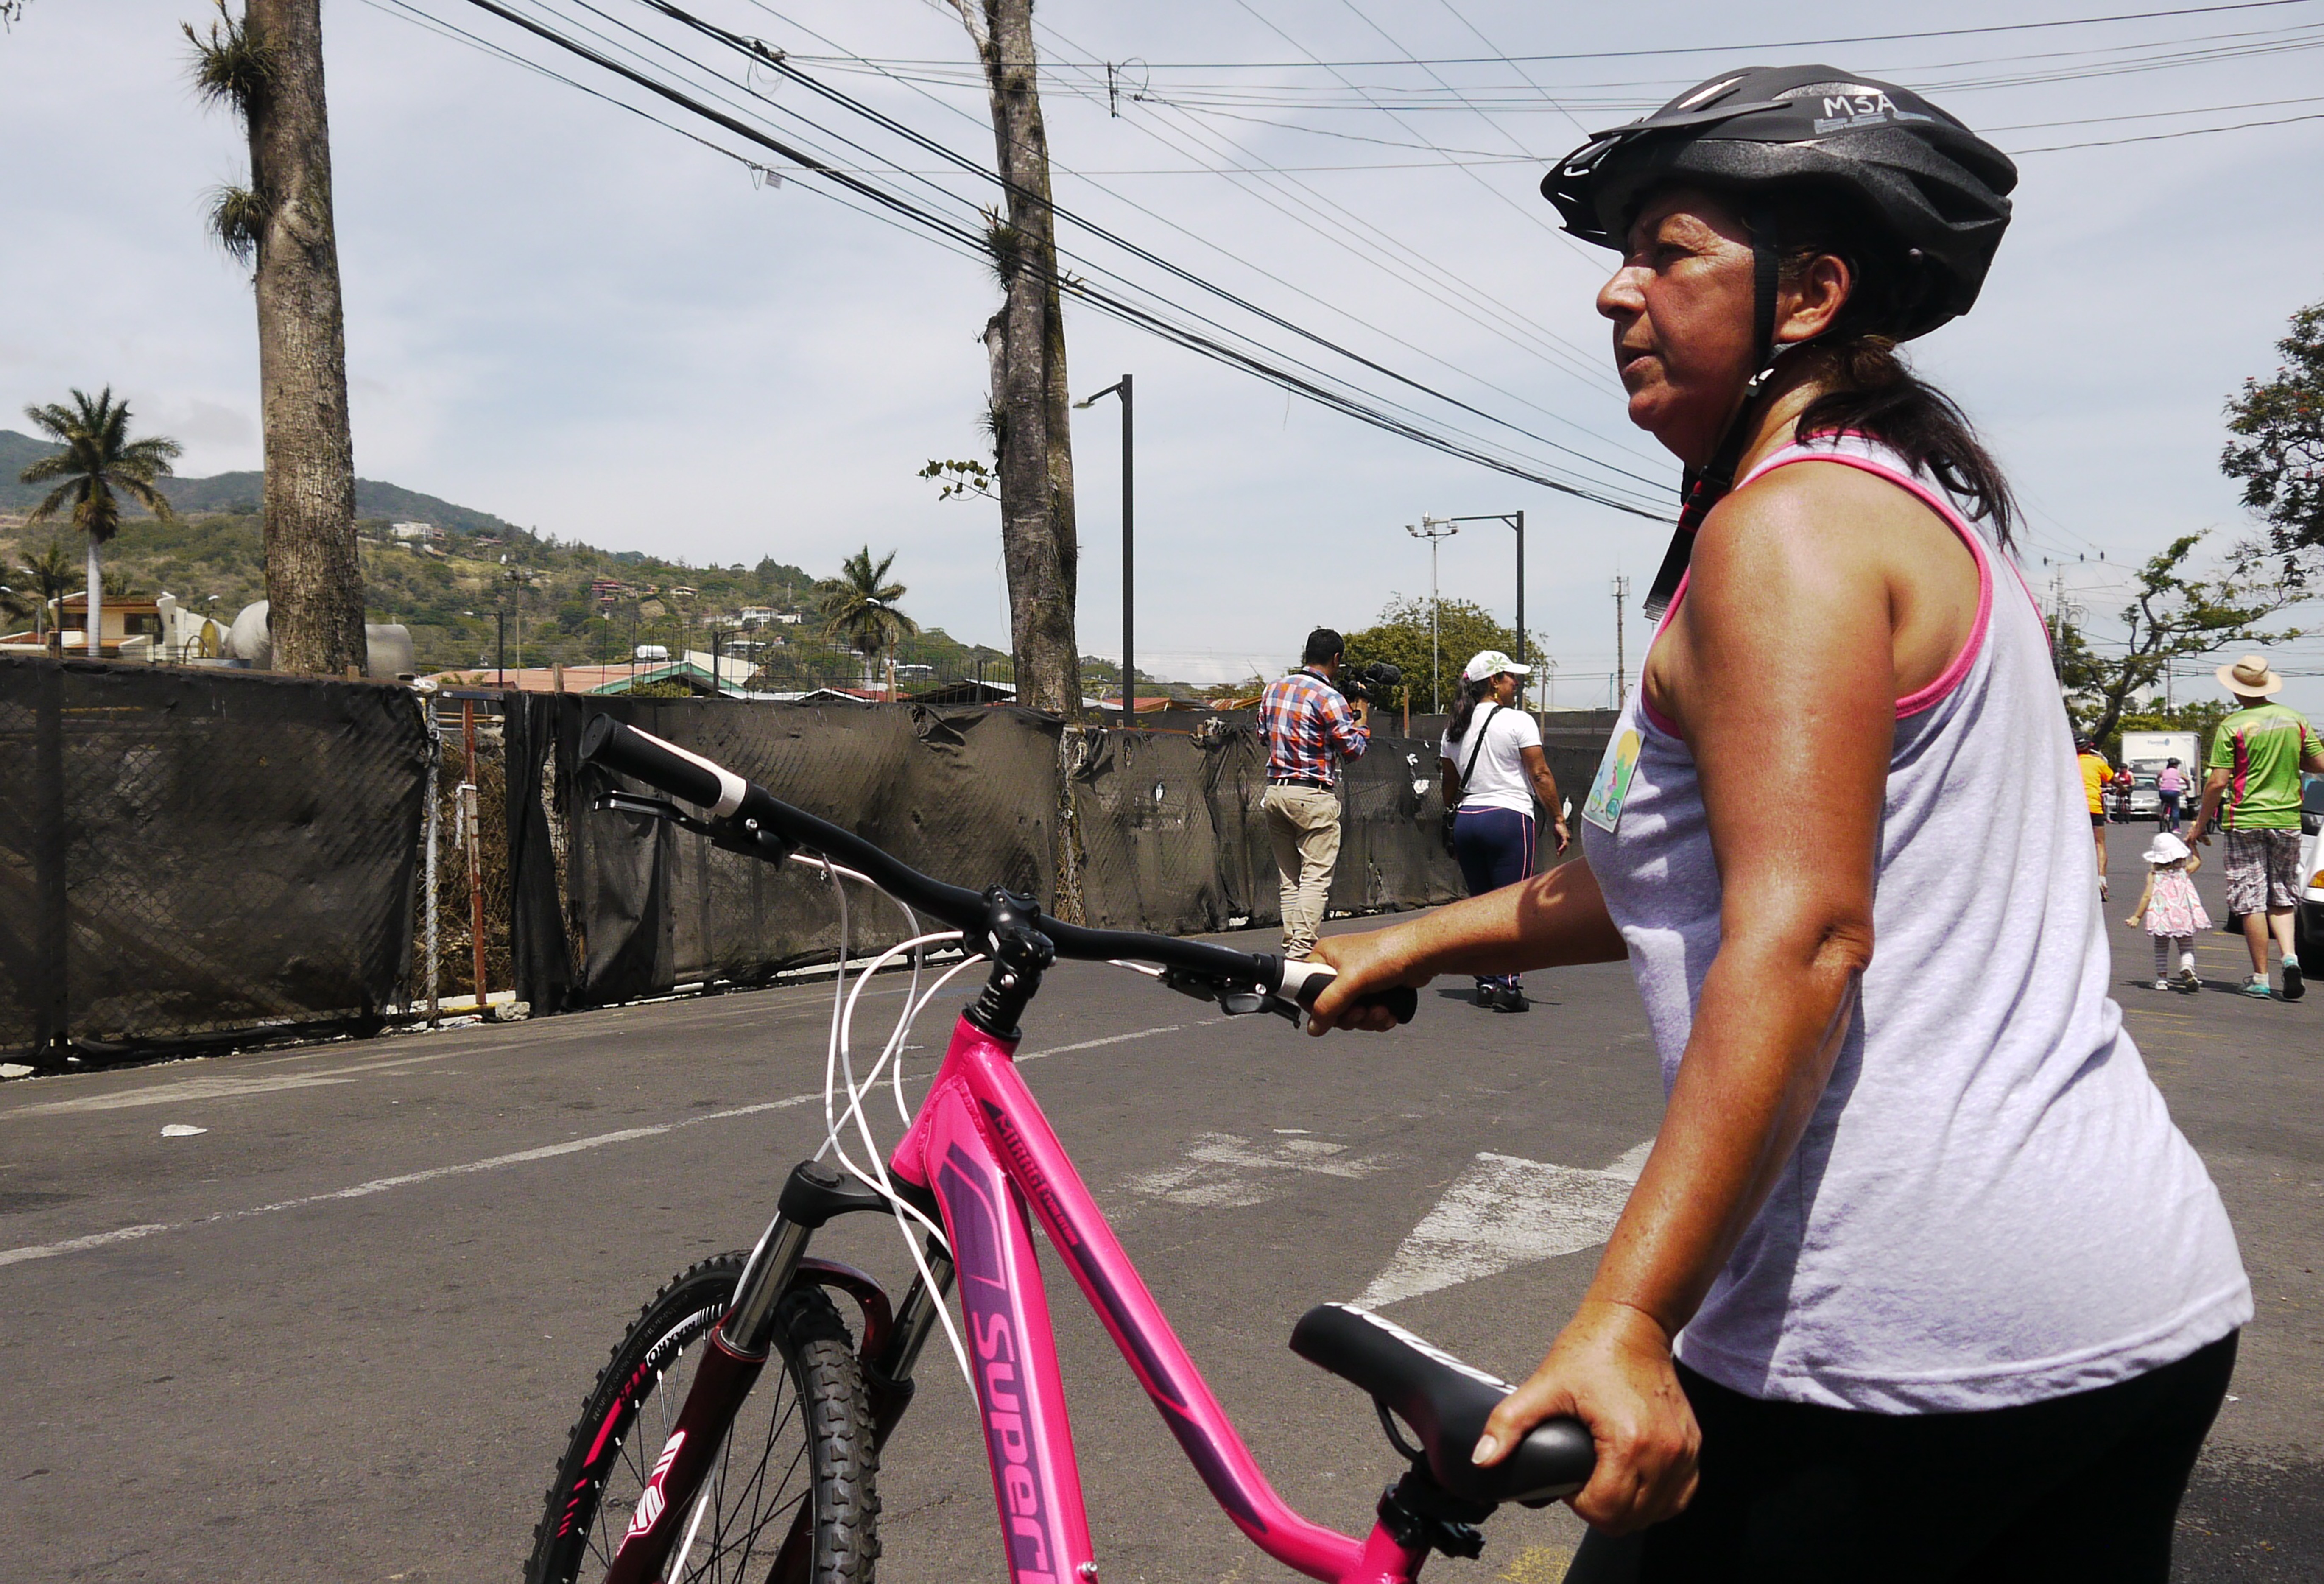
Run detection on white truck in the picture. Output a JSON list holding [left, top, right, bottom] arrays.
[[2118, 730, 2199, 772]]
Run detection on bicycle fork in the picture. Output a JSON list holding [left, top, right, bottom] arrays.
[[601, 1160, 953, 1584]]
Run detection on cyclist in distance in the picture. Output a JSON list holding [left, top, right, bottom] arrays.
[[1304, 66, 2249, 1580]]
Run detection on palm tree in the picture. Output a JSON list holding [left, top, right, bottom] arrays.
[[186, 0, 364, 675], [18, 389, 182, 657], [13, 539, 75, 640], [815, 547, 919, 698]]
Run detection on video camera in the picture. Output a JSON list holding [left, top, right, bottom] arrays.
[[1337, 659, 1404, 705]]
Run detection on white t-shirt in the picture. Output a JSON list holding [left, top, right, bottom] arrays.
[[1439, 706, 1542, 815]]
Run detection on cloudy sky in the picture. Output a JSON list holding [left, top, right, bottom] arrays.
[[6, 0, 2322, 711]]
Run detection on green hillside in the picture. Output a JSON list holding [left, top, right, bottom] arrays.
[[0, 427, 525, 532], [0, 429, 1018, 679]]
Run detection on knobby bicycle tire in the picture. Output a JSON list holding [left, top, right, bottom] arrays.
[[525, 1252, 881, 1584]]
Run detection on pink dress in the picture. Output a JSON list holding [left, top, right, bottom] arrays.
[[2144, 867, 2210, 937]]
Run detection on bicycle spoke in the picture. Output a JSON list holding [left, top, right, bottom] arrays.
[[700, 1391, 807, 1584], [529, 1266, 868, 1584]]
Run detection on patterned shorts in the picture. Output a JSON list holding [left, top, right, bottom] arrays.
[[2223, 828, 2304, 915]]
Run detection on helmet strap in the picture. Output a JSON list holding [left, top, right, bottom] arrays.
[[1642, 206, 1792, 622]]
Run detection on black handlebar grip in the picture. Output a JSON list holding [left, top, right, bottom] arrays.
[[581, 716, 746, 816], [1274, 958, 1419, 1025]]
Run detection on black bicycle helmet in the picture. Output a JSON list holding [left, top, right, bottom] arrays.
[[1542, 65, 2017, 341]]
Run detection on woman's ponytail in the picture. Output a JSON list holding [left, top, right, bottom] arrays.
[[1447, 675, 1492, 743]]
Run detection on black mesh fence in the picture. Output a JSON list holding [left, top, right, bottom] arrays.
[[504, 698, 1560, 1011], [0, 657, 430, 1060], [509, 694, 1065, 1009], [0, 661, 1601, 1061]]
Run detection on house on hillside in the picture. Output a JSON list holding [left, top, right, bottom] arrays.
[[389, 521, 442, 544], [0, 593, 161, 657]]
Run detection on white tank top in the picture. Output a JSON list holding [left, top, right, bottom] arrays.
[[1579, 434, 2249, 1413]]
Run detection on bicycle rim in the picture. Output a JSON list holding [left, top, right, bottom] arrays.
[[528, 1253, 878, 1584]]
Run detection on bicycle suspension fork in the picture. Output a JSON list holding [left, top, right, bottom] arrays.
[[602, 1160, 953, 1584]]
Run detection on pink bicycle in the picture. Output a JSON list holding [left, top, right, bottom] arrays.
[[525, 720, 1593, 1584]]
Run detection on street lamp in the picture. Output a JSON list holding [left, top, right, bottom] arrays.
[[1074, 374, 1134, 729], [1423, 511, 1527, 708], [1405, 520, 1458, 712]]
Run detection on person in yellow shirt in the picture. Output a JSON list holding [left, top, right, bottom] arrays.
[[2076, 736, 2113, 899]]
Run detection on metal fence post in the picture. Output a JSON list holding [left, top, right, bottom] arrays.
[[33, 663, 68, 1059], [463, 698, 487, 1011], [424, 704, 441, 1027]]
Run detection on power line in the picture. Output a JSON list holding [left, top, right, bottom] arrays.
[[433, 0, 1671, 517], [2007, 104, 2324, 148], [788, 0, 2324, 71], [735, 0, 1667, 471], [1023, 5, 1634, 398], [641, 0, 1665, 493]]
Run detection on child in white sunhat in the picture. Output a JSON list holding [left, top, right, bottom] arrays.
[[2126, 832, 2212, 992]]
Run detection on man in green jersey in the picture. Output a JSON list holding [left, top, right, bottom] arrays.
[[2188, 654, 2324, 1000]]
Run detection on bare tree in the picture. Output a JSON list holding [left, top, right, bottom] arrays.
[[186, 0, 365, 675], [947, 0, 1081, 718]]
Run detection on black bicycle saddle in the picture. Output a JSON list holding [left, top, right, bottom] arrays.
[[1290, 1303, 1595, 1507]]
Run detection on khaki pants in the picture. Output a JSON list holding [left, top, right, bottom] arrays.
[[1262, 782, 1342, 960]]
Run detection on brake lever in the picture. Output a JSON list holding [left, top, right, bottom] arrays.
[[1154, 966, 1286, 1019], [592, 791, 799, 863]]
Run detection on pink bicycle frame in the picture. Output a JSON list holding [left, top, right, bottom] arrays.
[[886, 1012, 1431, 1584]]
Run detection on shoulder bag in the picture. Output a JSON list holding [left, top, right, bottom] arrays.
[[1441, 703, 1501, 857]]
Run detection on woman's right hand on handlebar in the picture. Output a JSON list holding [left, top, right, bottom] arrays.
[[1302, 928, 1429, 1035]]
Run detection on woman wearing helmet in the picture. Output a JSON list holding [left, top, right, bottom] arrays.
[[1307, 67, 2247, 1577]]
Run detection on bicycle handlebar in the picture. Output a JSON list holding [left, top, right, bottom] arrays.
[[579, 716, 1419, 1024]]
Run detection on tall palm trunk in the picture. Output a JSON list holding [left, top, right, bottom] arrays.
[[246, 0, 364, 675], [84, 537, 101, 658], [957, 0, 1079, 718]]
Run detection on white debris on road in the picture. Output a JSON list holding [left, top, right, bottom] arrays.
[[159, 1124, 208, 1138], [1359, 1141, 1652, 1307]]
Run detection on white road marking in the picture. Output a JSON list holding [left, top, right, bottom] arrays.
[[159, 1125, 207, 1138], [0, 1019, 1196, 1270], [6, 1074, 360, 1117], [1357, 1141, 1653, 1308], [1125, 1131, 1397, 1209]]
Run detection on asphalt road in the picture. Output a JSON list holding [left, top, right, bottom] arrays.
[[0, 830, 2315, 1583]]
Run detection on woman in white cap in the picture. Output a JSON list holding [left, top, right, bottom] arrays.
[[1303, 64, 2249, 1578], [2185, 652, 2324, 1000], [1440, 649, 1572, 1012]]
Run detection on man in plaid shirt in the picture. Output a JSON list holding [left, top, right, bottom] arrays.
[[1260, 628, 1371, 959]]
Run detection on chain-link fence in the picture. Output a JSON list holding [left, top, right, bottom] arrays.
[[0, 657, 430, 1062], [405, 695, 514, 1010]]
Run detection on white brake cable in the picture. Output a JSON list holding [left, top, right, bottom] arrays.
[[790, 851, 981, 1391], [827, 934, 986, 1392]]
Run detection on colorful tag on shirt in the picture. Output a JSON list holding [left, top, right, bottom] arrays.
[[1581, 726, 1641, 834]]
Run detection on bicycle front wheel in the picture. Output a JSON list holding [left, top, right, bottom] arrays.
[[526, 1252, 881, 1584]]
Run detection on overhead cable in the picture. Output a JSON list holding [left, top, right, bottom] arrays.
[[442, 0, 1670, 517], [632, 0, 1667, 492]]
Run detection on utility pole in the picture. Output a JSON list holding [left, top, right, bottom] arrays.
[[1407, 520, 1459, 712], [1074, 374, 1134, 729], [1425, 510, 1525, 707], [1612, 575, 1631, 707]]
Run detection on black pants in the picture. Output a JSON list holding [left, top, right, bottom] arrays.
[[1566, 1333, 2236, 1584]]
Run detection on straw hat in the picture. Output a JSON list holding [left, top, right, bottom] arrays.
[[2142, 832, 2190, 866], [2216, 653, 2283, 698]]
